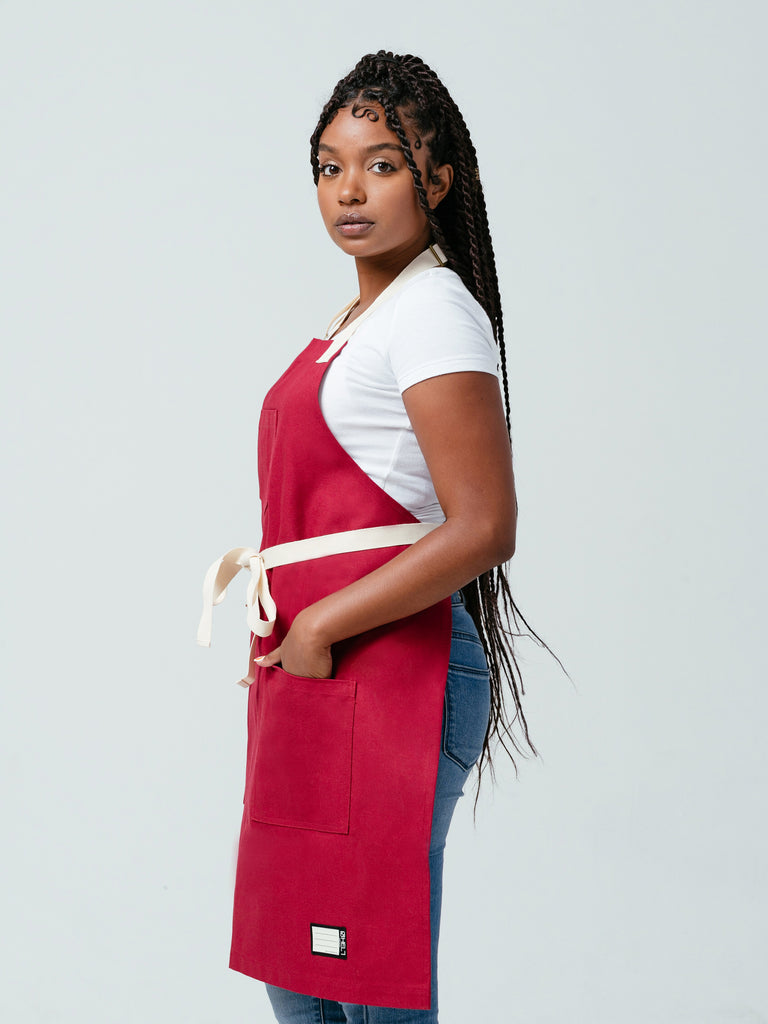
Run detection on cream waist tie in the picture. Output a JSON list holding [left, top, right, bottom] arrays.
[[197, 523, 438, 684]]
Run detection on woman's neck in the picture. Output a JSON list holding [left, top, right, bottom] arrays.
[[353, 236, 432, 312]]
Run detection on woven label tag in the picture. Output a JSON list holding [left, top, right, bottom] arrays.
[[311, 923, 347, 959]]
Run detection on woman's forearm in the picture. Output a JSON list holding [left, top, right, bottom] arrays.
[[300, 509, 514, 649]]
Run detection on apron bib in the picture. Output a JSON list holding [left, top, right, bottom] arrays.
[[227, 249, 451, 1010]]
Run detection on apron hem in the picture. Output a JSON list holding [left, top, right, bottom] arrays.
[[229, 950, 431, 1011]]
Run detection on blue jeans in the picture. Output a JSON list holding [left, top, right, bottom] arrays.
[[266, 593, 491, 1024]]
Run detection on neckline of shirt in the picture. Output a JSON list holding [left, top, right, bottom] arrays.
[[317, 245, 446, 364]]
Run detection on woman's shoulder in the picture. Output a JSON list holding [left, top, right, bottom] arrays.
[[389, 266, 495, 346], [398, 264, 479, 304], [374, 266, 498, 391]]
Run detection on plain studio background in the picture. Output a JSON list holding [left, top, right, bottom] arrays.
[[1, 1, 765, 1021]]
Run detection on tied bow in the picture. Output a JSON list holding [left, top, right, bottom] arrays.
[[197, 547, 277, 651]]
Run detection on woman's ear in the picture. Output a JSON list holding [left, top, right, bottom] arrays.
[[427, 164, 453, 209]]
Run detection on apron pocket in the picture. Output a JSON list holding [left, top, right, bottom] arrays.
[[257, 407, 278, 495], [249, 667, 357, 834]]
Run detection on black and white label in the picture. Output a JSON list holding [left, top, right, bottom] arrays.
[[311, 923, 347, 959]]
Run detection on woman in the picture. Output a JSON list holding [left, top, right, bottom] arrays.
[[199, 50, 534, 1023]]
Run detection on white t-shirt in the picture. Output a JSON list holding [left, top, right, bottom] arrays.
[[319, 266, 499, 523]]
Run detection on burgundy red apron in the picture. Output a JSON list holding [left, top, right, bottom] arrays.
[[203, 249, 451, 1010]]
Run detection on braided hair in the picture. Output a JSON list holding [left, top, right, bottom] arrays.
[[311, 51, 544, 786]]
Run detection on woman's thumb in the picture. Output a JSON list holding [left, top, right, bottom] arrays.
[[255, 647, 281, 669]]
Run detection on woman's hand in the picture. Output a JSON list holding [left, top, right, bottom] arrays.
[[255, 608, 333, 679]]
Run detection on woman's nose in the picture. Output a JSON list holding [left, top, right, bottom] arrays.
[[338, 170, 365, 204]]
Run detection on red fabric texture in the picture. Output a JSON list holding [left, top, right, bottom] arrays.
[[229, 337, 451, 1009]]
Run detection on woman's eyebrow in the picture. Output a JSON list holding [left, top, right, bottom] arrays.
[[318, 142, 403, 155], [363, 143, 403, 154]]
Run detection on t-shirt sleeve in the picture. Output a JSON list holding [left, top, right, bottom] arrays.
[[387, 269, 499, 393]]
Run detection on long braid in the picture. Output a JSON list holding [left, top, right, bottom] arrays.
[[311, 51, 555, 786]]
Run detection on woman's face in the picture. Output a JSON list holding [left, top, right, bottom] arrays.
[[316, 102, 450, 268]]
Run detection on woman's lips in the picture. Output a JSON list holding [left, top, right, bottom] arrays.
[[336, 221, 373, 236], [335, 215, 373, 237]]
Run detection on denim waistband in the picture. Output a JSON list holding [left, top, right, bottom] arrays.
[[451, 591, 464, 606]]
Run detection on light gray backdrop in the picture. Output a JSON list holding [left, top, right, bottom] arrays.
[[1, 1, 765, 1021]]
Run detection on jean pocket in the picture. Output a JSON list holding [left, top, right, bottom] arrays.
[[442, 632, 490, 771], [249, 667, 357, 834]]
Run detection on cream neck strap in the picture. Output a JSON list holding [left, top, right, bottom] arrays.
[[317, 243, 446, 364]]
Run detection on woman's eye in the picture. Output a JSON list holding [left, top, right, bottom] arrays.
[[318, 163, 340, 177], [371, 161, 395, 174]]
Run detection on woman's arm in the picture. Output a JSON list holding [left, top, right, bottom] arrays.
[[257, 370, 516, 678]]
